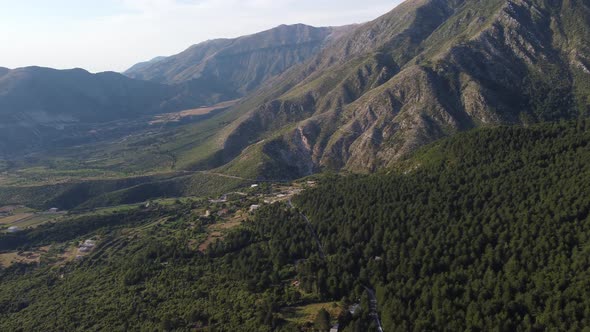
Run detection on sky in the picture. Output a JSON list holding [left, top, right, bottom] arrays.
[[0, 0, 403, 73]]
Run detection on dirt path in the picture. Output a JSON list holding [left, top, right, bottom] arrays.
[[287, 199, 326, 260], [364, 286, 384, 332]]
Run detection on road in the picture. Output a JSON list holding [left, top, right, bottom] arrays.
[[196, 170, 295, 184], [287, 198, 326, 260], [197, 171, 252, 181], [364, 286, 384, 332]]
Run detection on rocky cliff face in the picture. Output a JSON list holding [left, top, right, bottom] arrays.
[[211, 0, 590, 179]]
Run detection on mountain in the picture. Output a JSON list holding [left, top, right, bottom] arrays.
[[205, 0, 590, 179], [0, 66, 206, 154], [125, 24, 346, 95], [0, 66, 204, 122]]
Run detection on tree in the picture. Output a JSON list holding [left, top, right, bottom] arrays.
[[314, 308, 331, 332]]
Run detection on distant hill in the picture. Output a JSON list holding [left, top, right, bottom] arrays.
[[0, 66, 208, 155], [0, 66, 204, 122], [125, 24, 346, 95]]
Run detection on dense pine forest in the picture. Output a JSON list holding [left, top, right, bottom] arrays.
[[1, 119, 590, 331], [292, 119, 590, 330]]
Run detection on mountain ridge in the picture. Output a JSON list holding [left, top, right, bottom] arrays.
[[202, 0, 590, 179], [124, 23, 349, 96]]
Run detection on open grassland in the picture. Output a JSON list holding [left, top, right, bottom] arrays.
[[280, 302, 343, 325], [150, 99, 240, 124], [0, 214, 34, 225]]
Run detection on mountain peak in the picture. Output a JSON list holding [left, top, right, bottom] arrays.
[[125, 23, 338, 93]]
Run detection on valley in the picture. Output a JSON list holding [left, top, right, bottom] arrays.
[[2, 119, 590, 331], [1, 0, 590, 331]]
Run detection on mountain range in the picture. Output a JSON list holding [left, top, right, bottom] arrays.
[[0, 25, 340, 156], [2, 1, 590, 330]]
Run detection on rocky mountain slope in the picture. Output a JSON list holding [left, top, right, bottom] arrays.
[[125, 24, 346, 96], [206, 0, 590, 179]]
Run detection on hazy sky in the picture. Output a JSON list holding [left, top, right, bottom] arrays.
[[0, 0, 403, 73]]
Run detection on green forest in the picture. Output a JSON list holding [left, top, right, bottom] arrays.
[[1, 119, 590, 331]]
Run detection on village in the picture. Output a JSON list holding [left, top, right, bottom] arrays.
[[0, 178, 367, 330], [193, 180, 316, 252], [0, 179, 318, 267]]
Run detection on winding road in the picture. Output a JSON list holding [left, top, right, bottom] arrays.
[[364, 286, 384, 332], [286, 197, 383, 331], [287, 198, 326, 260]]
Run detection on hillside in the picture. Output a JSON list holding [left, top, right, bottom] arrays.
[[125, 24, 344, 95], [204, 0, 590, 179], [0, 67, 202, 122], [0, 66, 218, 155], [1, 119, 589, 331]]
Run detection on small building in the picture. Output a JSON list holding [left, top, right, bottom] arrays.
[[330, 325, 339, 332], [250, 184, 259, 188], [48, 208, 59, 213], [83, 239, 96, 247], [249, 205, 261, 213], [79, 239, 96, 253], [79, 246, 91, 253], [7, 226, 21, 233]]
